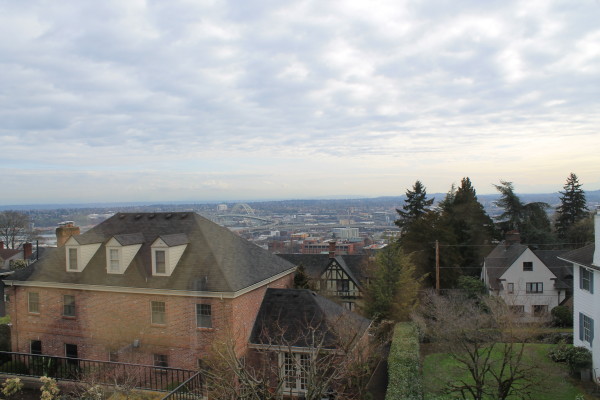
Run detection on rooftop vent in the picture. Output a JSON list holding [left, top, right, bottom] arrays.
[[165, 213, 173, 219], [135, 214, 142, 220], [148, 214, 156, 219]]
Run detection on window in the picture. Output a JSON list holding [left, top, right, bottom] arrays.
[[533, 305, 548, 316], [507, 283, 514, 294], [109, 249, 120, 272], [151, 301, 166, 324], [580, 266, 594, 293], [342, 301, 355, 311], [337, 279, 350, 293], [580, 313, 594, 345], [523, 262, 533, 271], [525, 282, 543, 293], [281, 352, 310, 394], [155, 250, 166, 274], [68, 248, 78, 270], [65, 343, 78, 366], [196, 304, 212, 328], [510, 305, 524, 315], [28, 292, 40, 313], [154, 354, 168, 368], [63, 295, 76, 317], [30, 340, 42, 355]]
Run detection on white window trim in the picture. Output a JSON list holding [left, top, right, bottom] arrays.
[[152, 247, 169, 276], [66, 247, 79, 272], [107, 247, 121, 274], [279, 352, 312, 395]]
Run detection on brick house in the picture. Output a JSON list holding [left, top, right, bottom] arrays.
[[4, 212, 296, 371]]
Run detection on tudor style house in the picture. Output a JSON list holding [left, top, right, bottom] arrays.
[[481, 232, 572, 320], [4, 213, 296, 371], [559, 210, 600, 370], [277, 243, 371, 311]]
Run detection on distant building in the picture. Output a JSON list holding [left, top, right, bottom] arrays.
[[333, 227, 360, 240]]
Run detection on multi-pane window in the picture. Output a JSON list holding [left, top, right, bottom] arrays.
[[68, 248, 78, 270], [30, 340, 42, 355], [580, 267, 594, 293], [196, 304, 212, 328], [525, 282, 543, 293], [151, 301, 166, 324], [523, 262, 533, 271], [281, 352, 310, 394], [506, 283, 514, 294], [65, 343, 78, 366], [154, 354, 169, 368], [63, 295, 76, 317], [580, 313, 594, 345], [109, 249, 120, 272], [532, 305, 548, 316], [155, 250, 166, 274], [28, 292, 40, 313], [337, 279, 350, 293]]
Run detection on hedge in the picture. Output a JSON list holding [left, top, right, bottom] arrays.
[[385, 322, 423, 400]]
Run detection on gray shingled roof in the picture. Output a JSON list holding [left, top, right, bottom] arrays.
[[483, 242, 528, 290], [249, 288, 371, 349], [533, 249, 572, 290], [7, 213, 295, 293], [560, 244, 596, 269]]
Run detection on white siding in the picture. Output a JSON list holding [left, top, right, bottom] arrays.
[[168, 244, 187, 275], [498, 249, 561, 320], [573, 264, 599, 369]]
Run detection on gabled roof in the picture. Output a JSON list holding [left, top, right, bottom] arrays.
[[482, 242, 528, 290], [277, 254, 371, 287], [559, 244, 596, 270], [533, 249, 572, 289], [7, 212, 295, 294], [112, 233, 145, 246], [249, 288, 371, 349]]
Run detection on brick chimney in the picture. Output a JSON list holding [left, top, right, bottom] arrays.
[[328, 240, 336, 259], [505, 231, 521, 246], [56, 221, 80, 247], [594, 209, 600, 267], [23, 242, 33, 259]]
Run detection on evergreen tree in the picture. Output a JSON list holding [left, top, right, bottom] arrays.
[[555, 173, 588, 241], [364, 244, 422, 321], [442, 178, 496, 277], [293, 264, 312, 289], [395, 180, 434, 231], [493, 181, 554, 245]]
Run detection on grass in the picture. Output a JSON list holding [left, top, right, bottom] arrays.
[[422, 343, 592, 400]]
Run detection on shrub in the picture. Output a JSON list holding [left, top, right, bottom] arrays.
[[1, 377, 23, 398], [565, 346, 592, 375], [548, 341, 571, 362], [385, 322, 422, 400], [0, 360, 29, 374], [551, 306, 573, 327]]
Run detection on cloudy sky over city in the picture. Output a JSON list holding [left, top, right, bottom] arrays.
[[1, 0, 599, 205]]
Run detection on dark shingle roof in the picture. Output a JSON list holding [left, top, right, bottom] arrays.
[[483, 243, 528, 290], [0, 249, 21, 261], [559, 244, 596, 269], [113, 233, 145, 246], [533, 249, 572, 289], [7, 212, 295, 293], [249, 288, 371, 349]]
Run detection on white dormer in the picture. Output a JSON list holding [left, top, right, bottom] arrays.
[[150, 234, 189, 276], [65, 236, 102, 272], [105, 233, 144, 274]]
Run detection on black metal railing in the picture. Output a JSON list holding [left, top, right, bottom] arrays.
[[161, 371, 204, 400], [0, 352, 196, 392]]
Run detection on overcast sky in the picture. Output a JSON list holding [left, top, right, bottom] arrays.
[[1, 0, 599, 205]]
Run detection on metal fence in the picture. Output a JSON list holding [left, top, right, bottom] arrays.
[[161, 371, 204, 400], [0, 351, 196, 392]]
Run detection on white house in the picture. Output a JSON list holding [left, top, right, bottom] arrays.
[[559, 210, 600, 370], [481, 233, 572, 320]]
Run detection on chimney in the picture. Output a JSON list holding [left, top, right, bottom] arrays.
[[505, 231, 521, 246], [594, 209, 600, 267], [0, 241, 3, 250], [56, 221, 80, 247], [23, 242, 33, 260], [328, 240, 336, 259]]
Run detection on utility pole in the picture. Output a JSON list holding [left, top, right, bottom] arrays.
[[435, 240, 440, 294]]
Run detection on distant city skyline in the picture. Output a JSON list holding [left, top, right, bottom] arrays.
[[1, 1, 599, 205]]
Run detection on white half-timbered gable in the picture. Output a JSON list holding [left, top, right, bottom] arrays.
[[65, 236, 101, 273], [150, 234, 189, 276], [321, 261, 360, 298]]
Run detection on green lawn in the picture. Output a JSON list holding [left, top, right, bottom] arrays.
[[422, 343, 592, 400]]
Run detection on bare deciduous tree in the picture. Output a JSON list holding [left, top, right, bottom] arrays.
[[0, 211, 32, 249], [414, 291, 543, 400]]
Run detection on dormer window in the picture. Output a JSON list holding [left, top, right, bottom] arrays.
[[68, 248, 78, 271], [105, 233, 144, 275], [151, 234, 189, 276], [65, 236, 101, 273]]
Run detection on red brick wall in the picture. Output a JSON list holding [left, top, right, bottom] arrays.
[[7, 271, 293, 370]]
